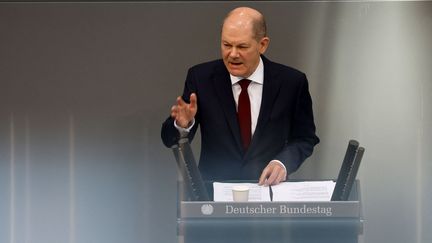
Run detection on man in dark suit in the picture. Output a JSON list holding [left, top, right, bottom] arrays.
[[161, 7, 319, 185]]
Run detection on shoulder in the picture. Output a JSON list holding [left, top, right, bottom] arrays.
[[263, 56, 306, 80]]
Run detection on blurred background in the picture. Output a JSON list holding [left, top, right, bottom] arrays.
[[0, 1, 431, 242]]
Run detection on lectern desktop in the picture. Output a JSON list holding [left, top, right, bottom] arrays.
[[173, 140, 365, 243], [178, 180, 363, 243]]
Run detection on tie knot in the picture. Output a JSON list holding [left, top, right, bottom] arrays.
[[238, 79, 251, 90]]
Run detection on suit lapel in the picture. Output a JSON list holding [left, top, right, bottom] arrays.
[[211, 57, 283, 159], [212, 65, 244, 153], [245, 58, 283, 160]]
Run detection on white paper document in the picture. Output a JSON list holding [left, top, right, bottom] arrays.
[[213, 182, 271, 202], [271, 181, 336, 202]]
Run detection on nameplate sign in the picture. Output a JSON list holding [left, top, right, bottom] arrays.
[[180, 201, 360, 218]]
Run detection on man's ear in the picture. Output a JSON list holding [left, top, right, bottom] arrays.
[[259, 37, 270, 54]]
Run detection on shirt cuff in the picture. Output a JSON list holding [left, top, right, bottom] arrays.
[[174, 118, 195, 133], [270, 160, 287, 174]]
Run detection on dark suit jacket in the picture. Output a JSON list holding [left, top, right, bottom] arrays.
[[161, 56, 319, 181]]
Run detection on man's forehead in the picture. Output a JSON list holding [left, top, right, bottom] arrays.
[[223, 14, 253, 29], [222, 20, 254, 37], [221, 30, 254, 44]]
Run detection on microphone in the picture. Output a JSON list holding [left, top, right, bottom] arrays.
[[331, 140, 364, 201], [172, 137, 210, 201]]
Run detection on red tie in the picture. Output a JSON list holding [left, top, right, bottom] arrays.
[[237, 79, 251, 151]]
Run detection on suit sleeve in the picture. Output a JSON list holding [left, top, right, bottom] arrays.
[[161, 68, 200, 148], [273, 74, 320, 173]]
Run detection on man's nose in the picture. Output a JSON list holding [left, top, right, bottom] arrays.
[[229, 48, 239, 58]]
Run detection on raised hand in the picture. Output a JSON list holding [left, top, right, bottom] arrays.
[[171, 93, 198, 128]]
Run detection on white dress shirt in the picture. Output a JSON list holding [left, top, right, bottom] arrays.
[[230, 57, 264, 136]]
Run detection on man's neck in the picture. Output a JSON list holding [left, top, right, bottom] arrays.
[[230, 57, 264, 85]]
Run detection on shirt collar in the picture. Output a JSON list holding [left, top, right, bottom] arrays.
[[230, 57, 264, 85]]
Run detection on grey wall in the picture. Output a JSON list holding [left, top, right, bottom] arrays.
[[1, 1, 431, 243]]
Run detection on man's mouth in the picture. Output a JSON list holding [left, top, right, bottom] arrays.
[[230, 62, 243, 66]]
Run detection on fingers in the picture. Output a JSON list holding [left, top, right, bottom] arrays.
[[263, 168, 283, 186], [189, 93, 197, 109], [258, 162, 287, 186], [171, 104, 182, 119], [171, 94, 198, 127], [176, 96, 186, 106], [266, 169, 281, 186], [170, 105, 177, 118], [258, 167, 270, 186], [176, 94, 197, 110]]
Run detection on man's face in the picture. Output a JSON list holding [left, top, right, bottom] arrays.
[[221, 22, 269, 78]]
